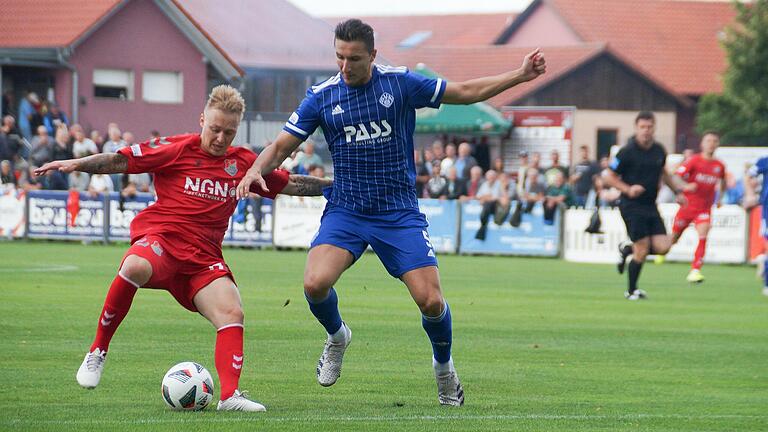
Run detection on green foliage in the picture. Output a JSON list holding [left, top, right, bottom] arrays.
[[696, 0, 768, 145], [1, 242, 767, 431]]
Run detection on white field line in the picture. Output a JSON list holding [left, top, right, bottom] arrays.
[[2, 413, 765, 426]]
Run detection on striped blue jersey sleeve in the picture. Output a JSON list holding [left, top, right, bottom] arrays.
[[404, 71, 446, 109], [283, 88, 320, 141]]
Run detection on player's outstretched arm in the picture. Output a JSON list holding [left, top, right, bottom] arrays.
[[282, 174, 332, 196], [236, 131, 304, 199], [441, 48, 546, 105], [34, 153, 128, 177]]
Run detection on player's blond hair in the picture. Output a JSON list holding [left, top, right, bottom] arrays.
[[205, 85, 246, 120]]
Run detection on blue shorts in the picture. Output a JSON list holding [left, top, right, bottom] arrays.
[[311, 205, 438, 278], [762, 205, 768, 239]]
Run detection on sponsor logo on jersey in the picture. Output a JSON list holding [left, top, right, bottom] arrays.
[[343, 120, 393, 144], [224, 159, 238, 176], [694, 173, 720, 185], [131, 144, 142, 157], [184, 176, 237, 202], [379, 92, 394, 108], [331, 104, 345, 115]]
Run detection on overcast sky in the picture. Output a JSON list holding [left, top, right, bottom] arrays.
[[286, 0, 531, 17]]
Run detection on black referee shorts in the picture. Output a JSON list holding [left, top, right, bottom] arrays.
[[619, 205, 667, 242]]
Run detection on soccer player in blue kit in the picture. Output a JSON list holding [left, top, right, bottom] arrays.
[[745, 155, 768, 296], [237, 19, 546, 406]]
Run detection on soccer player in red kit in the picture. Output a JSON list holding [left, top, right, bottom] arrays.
[[34, 85, 331, 412], [669, 131, 726, 283]]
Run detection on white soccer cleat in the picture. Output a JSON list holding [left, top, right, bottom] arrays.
[[686, 269, 705, 283], [434, 362, 464, 406], [316, 322, 351, 387], [216, 389, 266, 412], [76, 348, 107, 389], [762, 287, 768, 297], [624, 289, 648, 301]]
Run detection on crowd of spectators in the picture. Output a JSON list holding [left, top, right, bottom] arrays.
[[0, 93, 157, 200]]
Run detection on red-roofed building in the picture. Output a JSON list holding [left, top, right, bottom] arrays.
[[0, 0, 243, 136], [397, 43, 687, 160], [494, 0, 737, 150], [0, 0, 337, 138], [324, 13, 517, 60]]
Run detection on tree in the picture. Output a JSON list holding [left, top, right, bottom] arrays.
[[696, 0, 768, 145]]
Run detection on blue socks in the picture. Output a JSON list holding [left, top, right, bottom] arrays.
[[306, 287, 343, 335], [763, 259, 768, 288], [422, 302, 453, 364]]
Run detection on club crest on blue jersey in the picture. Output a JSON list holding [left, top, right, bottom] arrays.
[[224, 159, 238, 176], [379, 92, 394, 108]]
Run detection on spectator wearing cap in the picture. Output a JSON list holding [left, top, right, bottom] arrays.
[[426, 161, 448, 199]]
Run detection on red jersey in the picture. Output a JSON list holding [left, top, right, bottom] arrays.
[[675, 154, 725, 211], [117, 134, 289, 258]]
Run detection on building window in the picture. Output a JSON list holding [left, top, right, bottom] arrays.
[[597, 129, 618, 158], [142, 71, 183, 104], [93, 69, 133, 100]]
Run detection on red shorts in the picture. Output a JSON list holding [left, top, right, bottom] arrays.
[[672, 206, 711, 235], [120, 233, 235, 312]]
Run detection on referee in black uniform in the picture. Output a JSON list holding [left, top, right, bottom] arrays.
[[603, 111, 688, 300]]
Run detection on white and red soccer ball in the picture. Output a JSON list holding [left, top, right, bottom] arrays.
[[161, 361, 214, 411]]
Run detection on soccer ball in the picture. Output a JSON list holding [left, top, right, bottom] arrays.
[[161, 361, 215, 411]]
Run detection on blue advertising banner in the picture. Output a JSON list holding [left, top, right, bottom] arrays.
[[107, 192, 156, 241], [224, 197, 273, 246], [418, 198, 459, 254], [27, 190, 106, 241], [459, 201, 561, 256]]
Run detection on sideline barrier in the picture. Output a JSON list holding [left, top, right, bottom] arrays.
[[27, 190, 106, 241], [0, 186, 25, 238], [563, 204, 748, 264], [459, 201, 561, 256], [107, 192, 155, 241], [273, 196, 325, 248], [419, 199, 460, 253], [223, 197, 273, 246]]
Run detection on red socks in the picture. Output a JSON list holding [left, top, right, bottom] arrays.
[[215, 324, 244, 400], [89, 272, 138, 353], [692, 237, 707, 270]]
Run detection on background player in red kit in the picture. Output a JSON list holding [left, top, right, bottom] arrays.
[[668, 131, 726, 283], [34, 85, 331, 412]]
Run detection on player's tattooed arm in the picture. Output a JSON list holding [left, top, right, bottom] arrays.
[[33, 153, 129, 177], [74, 153, 129, 174], [283, 174, 332, 196]]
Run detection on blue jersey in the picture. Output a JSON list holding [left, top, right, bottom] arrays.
[[748, 156, 768, 206], [283, 64, 446, 214]]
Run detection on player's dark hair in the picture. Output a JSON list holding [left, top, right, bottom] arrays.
[[635, 111, 655, 124], [335, 19, 375, 53], [702, 130, 720, 138]]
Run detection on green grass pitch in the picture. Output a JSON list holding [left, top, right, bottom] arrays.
[[1, 241, 766, 431]]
